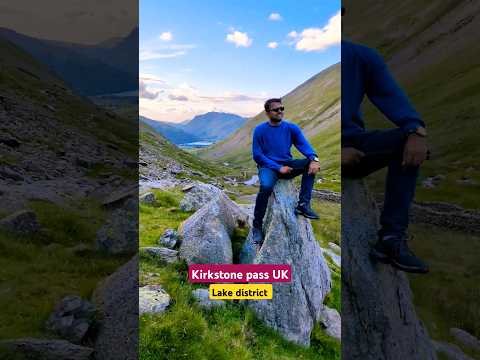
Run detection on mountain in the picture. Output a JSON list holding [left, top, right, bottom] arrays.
[[0, 27, 137, 96], [202, 64, 340, 185], [140, 112, 247, 145], [343, 0, 480, 208], [179, 112, 247, 141], [140, 116, 200, 145]]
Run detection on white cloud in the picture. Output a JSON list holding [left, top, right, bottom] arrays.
[[295, 11, 340, 52], [139, 50, 186, 61], [159, 31, 173, 41], [287, 30, 298, 38], [267, 41, 278, 49], [226, 31, 252, 48], [268, 13, 282, 21], [139, 80, 161, 100]]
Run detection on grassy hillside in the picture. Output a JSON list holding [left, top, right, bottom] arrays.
[[343, 0, 480, 208], [201, 64, 340, 189]]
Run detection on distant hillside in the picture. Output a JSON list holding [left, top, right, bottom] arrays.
[[202, 64, 340, 185], [0, 27, 137, 96], [180, 112, 247, 141], [140, 112, 247, 145], [140, 116, 200, 145], [343, 0, 480, 208]]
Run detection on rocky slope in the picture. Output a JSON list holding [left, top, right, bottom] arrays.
[[0, 37, 137, 212]]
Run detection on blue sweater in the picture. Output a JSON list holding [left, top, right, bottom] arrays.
[[342, 41, 425, 138], [252, 120, 316, 171]]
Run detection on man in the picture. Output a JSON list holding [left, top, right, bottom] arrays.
[[251, 98, 320, 246], [342, 40, 429, 274]]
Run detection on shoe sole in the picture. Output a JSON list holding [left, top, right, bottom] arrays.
[[370, 249, 429, 274], [294, 209, 320, 220]]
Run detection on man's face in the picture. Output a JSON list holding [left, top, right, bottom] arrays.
[[267, 101, 284, 122]]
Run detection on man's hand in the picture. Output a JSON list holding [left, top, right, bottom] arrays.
[[308, 161, 320, 175], [279, 166, 293, 174], [403, 133, 427, 167], [342, 147, 365, 166]]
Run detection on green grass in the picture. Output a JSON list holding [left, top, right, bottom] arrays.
[[408, 224, 480, 359], [139, 189, 192, 247], [0, 200, 126, 339], [310, 200, 341, 247], [139, 189, 341, 358]]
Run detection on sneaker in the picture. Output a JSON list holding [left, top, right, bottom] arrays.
[[294, 203, 320, 219], [252, 226, 264, 247], [371, 235, 429, 274]]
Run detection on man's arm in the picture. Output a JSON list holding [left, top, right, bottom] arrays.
[[365, 49, 425, 133], [291, 124, 317, 160], [252, 129, 282, 171]]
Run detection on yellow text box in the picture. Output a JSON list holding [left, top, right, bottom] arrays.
[[209, 284, 272, 300]]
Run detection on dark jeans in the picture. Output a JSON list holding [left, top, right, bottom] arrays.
[[252, 158, 314, 229], [342, 128, 419, 238]]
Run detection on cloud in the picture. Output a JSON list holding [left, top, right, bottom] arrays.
[[295, 11, 340, 52], [226, 31, 252, 48], [140, 74, 166, 84], [267, 41, 278, 49], [140, 50, 186, 61], [139, 80, 161, 99], [159, 31, 173, 41], [168, 94, 189, 101], [287, 31, 298, 38], [268, 13, 282, 21]]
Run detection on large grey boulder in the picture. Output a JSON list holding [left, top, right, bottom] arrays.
[[45, 295, 95, 344], [139, 192, 155, 205], [0, 338, 93, 360], [139, 285, 171, 315], [96, 198, 138, 255], [92, 256, 138, 360], [179, 193, 248, 264], [158, 228, 179, 249], [0, 210, 40, 234], [179, 182, 223, 212], [241, 180, 332, 347], [342, 179, 436, 360], [318, 306, 341, 341]]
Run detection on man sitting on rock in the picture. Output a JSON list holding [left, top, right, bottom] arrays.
[[251, 98, 320, 246], [341, 39, 429, 274]]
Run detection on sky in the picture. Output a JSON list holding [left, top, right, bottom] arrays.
[[140, 0, 341, 123], [0, 0, 137, 44]]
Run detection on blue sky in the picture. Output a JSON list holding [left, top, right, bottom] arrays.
[[140, 0, 340, 122]]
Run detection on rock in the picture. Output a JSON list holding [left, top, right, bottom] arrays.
[[192, 288, 225, 308], [68, 243, 91, 256], [328, 242, 341, 253], [179, 192, 247, 265], [92, 256, 138, 360], [0, 338, 93, 360], [141, 247, 178, 263], [318, 306, 341, 340], [158, 228, 179, 249], [342, 179, 436, 359], [450, 328, 480, 352], [433, 340, 475, 360], [0, 210, 40, 234], [96, 198, 138, 255], [139, 192, 155, 204], [45, 295, 95, 344], [321, 248, 341, 268], [101, 185, 137, 209], [311, 189, 341, 203], [179, 182, 223, 211], [139, 285, 171, 314], [243, 175, 259, 186], [241, 180, 331, 347], [422, 174, 445, 189]]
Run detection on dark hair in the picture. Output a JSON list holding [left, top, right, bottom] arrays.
[[264, 98, 282, 112]]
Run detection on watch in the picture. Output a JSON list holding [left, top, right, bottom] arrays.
[[311, 156, 319, 162], [408, 127, 427, 137]]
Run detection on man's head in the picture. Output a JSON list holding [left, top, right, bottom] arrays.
[[264, 98, 284, 123]]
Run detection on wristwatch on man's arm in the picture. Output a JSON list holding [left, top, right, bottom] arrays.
[[310, 156, 320, 162], [407, 126, 427, 138]]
